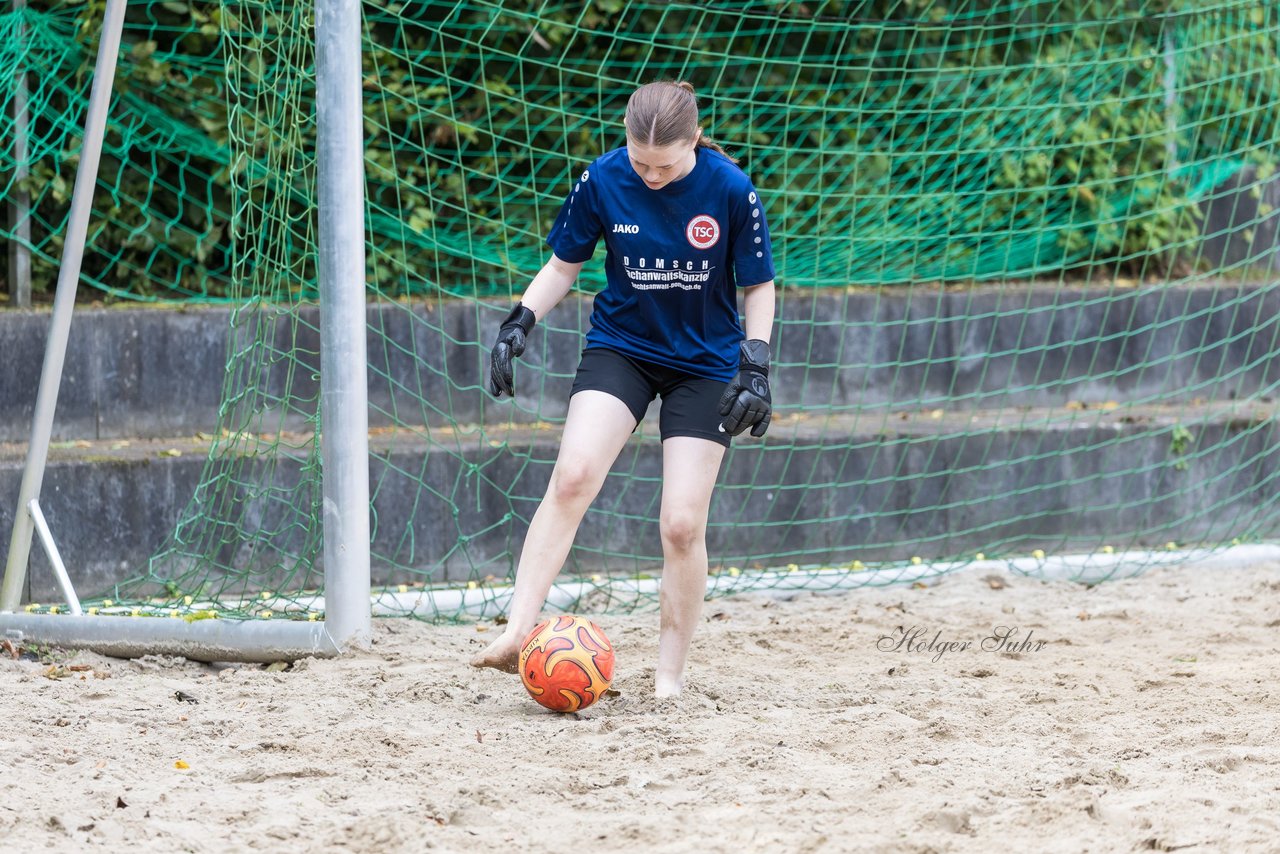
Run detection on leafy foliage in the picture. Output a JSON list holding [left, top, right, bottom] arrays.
[[2, 0, 1277, 300]]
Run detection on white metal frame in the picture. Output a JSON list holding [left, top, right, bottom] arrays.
[[0, 0, 371, 661]]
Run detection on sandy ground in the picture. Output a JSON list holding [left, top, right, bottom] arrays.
[[2, 561, 1279, 853]]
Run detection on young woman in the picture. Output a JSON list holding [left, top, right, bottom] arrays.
[[471, 80, 776, 698]]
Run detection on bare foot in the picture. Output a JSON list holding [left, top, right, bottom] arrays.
[[654, 677, 684, 699], [470, 632, 521, 674]]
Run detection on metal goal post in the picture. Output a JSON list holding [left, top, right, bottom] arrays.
[[0, 0, 371, 662]]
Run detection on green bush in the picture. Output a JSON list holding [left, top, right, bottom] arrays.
[[2, 0, 1277, 301]]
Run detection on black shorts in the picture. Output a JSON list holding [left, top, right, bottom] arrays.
[[569, 348, 732, 447]]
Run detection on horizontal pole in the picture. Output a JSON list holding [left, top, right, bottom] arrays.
[[994, 542, 1280, 582], [359, 542, 1280, 617], [0, 614, 344, 663]]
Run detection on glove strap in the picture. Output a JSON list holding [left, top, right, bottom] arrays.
[[739, 339, 771, 374], [501, 302, 537, 335]]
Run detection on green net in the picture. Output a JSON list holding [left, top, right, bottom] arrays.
[[6, 0, 1280, 620], [1, 0, 233, 300]]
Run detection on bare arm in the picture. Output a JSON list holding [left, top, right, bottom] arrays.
[[741, 279, 776, 343], [519, 253, 586, 320], [719, 278, 778, 437]]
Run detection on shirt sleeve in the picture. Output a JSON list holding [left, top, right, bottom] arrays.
[[545, 164, 603, 264], [728, 179, 776, 287]]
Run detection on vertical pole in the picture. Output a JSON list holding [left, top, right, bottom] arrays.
[[1, 0, 128, 612], [315, 0, 371, 647], [1163, 20, 1179, 173], [8, 0, 32, 309]]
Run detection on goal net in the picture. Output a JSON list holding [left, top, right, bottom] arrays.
[[8, 0, 1280, 622]]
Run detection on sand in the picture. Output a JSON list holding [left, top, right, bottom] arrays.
[[2, 561, 1279, 853]]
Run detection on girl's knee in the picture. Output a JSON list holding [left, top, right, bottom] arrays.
[[660, 513, 704, 554], [548, 460, 603, 506]]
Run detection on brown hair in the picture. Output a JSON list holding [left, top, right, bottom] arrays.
[[624, 80, 737, 164]]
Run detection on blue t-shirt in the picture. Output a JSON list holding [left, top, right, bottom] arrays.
[[546, 146, 775, 383]]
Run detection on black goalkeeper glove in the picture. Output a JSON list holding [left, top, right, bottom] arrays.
[[718, 339, 772, 438], [488, 302, 537, 398]]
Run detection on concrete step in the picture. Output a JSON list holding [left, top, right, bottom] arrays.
[[3, 280, 1279, 443], [3, 400, 1276, 603]]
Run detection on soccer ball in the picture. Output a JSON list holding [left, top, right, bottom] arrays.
[[519, 615, 614, 712]]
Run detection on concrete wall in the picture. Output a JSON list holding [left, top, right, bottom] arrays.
[[3, 281, 1279, 442], [3, 407, 1277, 602], [2, 282, 1279, 601]]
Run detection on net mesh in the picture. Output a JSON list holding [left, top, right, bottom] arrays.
[[5, 0, 1280, 620]]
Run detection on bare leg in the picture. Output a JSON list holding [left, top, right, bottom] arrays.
[[470, 391, 638, 672], [654, 436, 726, 697]]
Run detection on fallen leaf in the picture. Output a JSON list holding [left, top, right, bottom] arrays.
[[174, 760, 190, 770]]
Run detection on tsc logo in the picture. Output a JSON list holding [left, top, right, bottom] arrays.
[[686, 214, 720, 250], [612, 223, 640, 234]]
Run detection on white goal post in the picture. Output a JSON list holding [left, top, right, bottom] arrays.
[[0, 0, 371, 662]]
